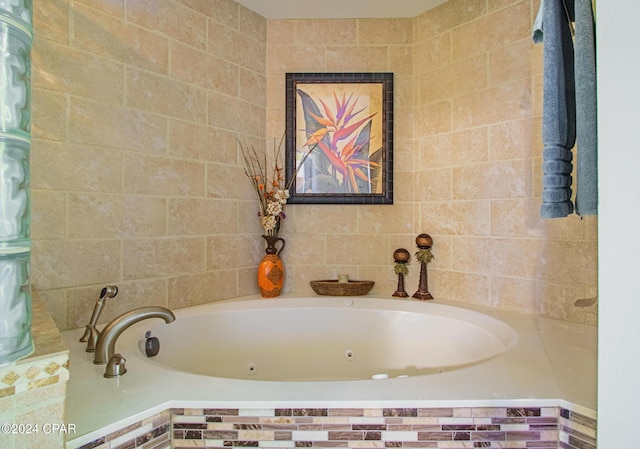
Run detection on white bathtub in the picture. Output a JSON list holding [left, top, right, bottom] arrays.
[[62, 295, 597, 447], [140, 296, 518, 381]]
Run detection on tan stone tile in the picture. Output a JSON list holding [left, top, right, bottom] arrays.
[[414, 101, 452, 136], [413, 33, 452, 75], [267, 44, 325, 74], [207, 91, 265, 136], [171, 42, 238, 95], [293, 19, 357, 46], [390, 47, 413, 77], [325, 234, 388, 265], [238, 68, 267, 107], [326, 46, 391, 72], [168, 120, 238, 163], [453, 159, 532, 200], [488, 0, 523, 11], [239, 5, 267, 42], [451, 1, 531, 61], [169, 272, 237, 308], [491, 276, 540, 314], [31, 89, 66, 141], [207, 234, 262, 270], [31, 240, 121, 290], [72, 4, 169, 74], [429, 269, 491, 306], [490, 237, 545, 278], [419, 128, 488, 169], [267, 20, 296, 45], [123, 237, 206, 279], [207, 162, 253, 200], [69, 97, 168, 152], [208, 20, 266, 73], [489, 38, 542, 86], [452, 79, 533, 129], [538, 281, 592, 323], [416, 0, 486, 41], [357, 204, 414, 234], [123, 153, 205, 196], [31, 140, 122, 192], [489, 117, 542, 160], [538, 240, 598, 284], [67, 193, 167, 238], [176, 0, 238, 25], [77, 0, 124, 17], [126, 0, 207, 50], [280, 232, 326, 266], [358, 18, 412, 45], [34, 0, 69, 44], [168, 198, 237, 235], [33, 38, 125, 103], [31, 190, 65, 240], [419, 200, 491, 236], [66, 280, 167, 328], [413, 168, 452, 202], [127, 69, 207, 123], [419, 55, 486, 104], [289, 205, 358, 234]]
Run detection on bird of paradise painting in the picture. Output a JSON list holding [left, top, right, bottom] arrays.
[[285, 73, 394, 204]]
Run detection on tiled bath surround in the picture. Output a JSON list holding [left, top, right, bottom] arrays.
[[32, 0, 597, 332], [73, 405, 597, 449]]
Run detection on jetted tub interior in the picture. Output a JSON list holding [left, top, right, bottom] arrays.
[[130, 297, 518, 381]]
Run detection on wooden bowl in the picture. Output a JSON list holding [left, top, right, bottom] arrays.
[[310, 280, 375, 296]]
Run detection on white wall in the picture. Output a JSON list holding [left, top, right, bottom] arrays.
[[597, 0, 640, 445]]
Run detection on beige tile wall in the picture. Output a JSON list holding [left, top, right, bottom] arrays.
[[31, 0, 596, 331], [267, 0, 597, 324], [31, 0, 267, 331]]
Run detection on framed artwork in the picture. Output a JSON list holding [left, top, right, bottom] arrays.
[[285, 72, 394, 204]]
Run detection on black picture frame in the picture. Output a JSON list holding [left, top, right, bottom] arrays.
[[285, 72, 394, 204]]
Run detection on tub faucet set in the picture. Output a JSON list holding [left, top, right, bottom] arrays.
[[80, 286, 176, 378]]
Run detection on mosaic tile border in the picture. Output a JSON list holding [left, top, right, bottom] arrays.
[[75, 410, 170, 449], [0, 353, 70, 399], [70, 404, 596, 449], [559, 407, 597, 449]]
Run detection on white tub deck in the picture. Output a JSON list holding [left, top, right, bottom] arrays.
[[62, 295, 597, 448]]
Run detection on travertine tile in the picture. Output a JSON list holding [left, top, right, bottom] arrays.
[[125, 0, 207, 50], [168, 198, 237, 235], [326, 46, 391, 72], [123, 153, 205, 196], [452, 79, 533, 129], [451, 1, 531, 61], [453, 159, 532, 200], [122, 238, 206, 279], [72, 3, 169, 73], [419, 201, 492, 236], [31, 141, 122, 192], [31, 240, 121, 290], [69, 97, 168, 153], [169, 272, 237, 308], [419, 128, 488, 169], [170, 42, 238, 95], [31, 190, 65, 240], [127, 69, 207, 123], [168, 120, 238, 163], [415, 0, 486, 41], [419, 54, 486, 104], [358, 19, 412, 45], [294, 19, 358, 46], [67, 193, 167, 238], [30, 89, 66, 141]]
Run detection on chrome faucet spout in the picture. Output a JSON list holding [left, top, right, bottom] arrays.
[[94, 306, 175, 366]]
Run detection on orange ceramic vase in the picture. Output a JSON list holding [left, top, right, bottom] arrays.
[[257, 235, 285, 298]]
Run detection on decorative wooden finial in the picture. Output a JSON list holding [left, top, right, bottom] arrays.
[[412, 233, 434, 300], [392, 248, 411, 298]]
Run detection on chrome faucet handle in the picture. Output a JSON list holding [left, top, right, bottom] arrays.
[[104, 353, 127, 378]]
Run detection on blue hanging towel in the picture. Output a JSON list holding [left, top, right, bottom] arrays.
[[533, 0, 598, 218], [574, 0, 598, 216], [533, 0, 576, 218]]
